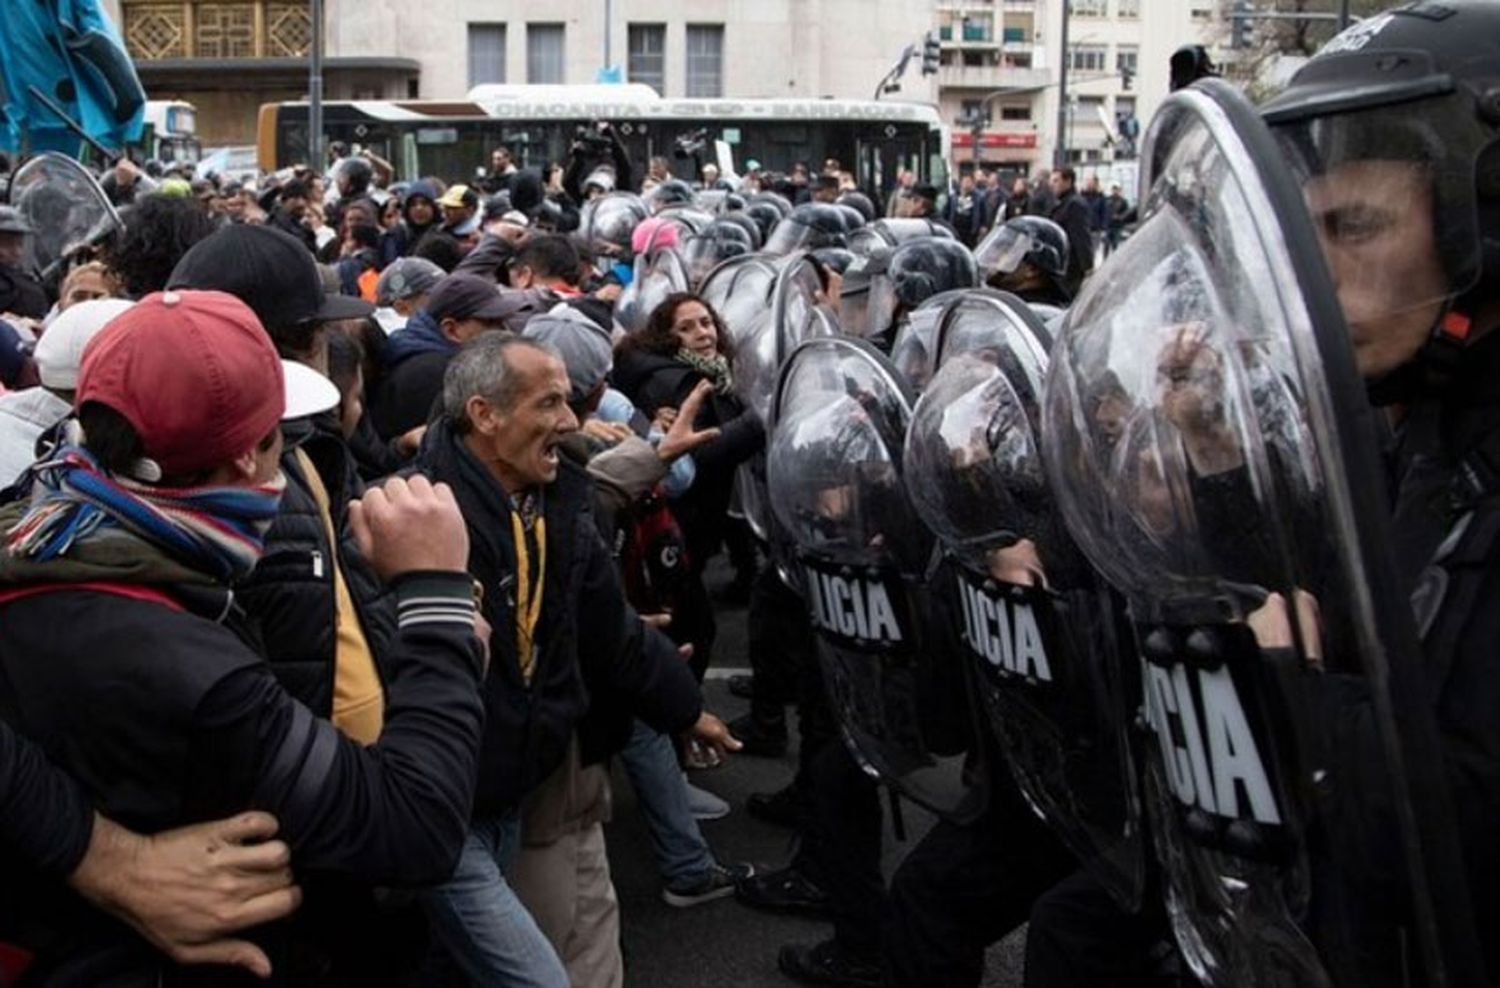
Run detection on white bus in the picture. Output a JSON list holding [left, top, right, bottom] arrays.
[[140, 100, 200, 166], [257, 87, 947, 200]]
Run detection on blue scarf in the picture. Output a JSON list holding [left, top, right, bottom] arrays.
[[6, 445, 284, 584]]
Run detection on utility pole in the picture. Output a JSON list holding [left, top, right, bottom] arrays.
[[605, 0, 614, 70], [1339, 0, 1351, 30], [309, 0, 323, 171], [1054, 0, 1070, 169]]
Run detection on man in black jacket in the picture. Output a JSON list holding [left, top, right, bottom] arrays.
[[415, 333, 735, 985], [0, 290, 486, 985], [1048, 167, 1094, 297]]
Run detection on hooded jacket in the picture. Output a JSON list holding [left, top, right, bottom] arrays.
[[380, 180, 440, 266], [414, 416, 701, 818], [0, 388, 68, 488], [370, 307, 453, 440]]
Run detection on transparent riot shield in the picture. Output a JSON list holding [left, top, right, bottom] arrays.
[[932, 289, 1053, 367], [10, 152, 122, 281], [905, 300, 1145, 909], [614, 236, 690, 335], [768, 335, 988, 821], [736, 254, 841, 571], [1041, 79, 1483, 987], [889, 289, 972, 393]]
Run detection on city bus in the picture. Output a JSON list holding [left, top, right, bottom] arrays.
[[256, 86, 948, 200], [139, 100, 201, 166]]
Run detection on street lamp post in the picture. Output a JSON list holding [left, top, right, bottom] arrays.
[[1054, 0, 1070, 169], [309, 0, 323, 171]]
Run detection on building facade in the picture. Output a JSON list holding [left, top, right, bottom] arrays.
[[935, 0, 1223, 180], [104, 0, 937, 147]]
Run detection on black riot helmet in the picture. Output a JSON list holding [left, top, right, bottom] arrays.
[[837, 190, 877, 223], [646, 178, 696, 214], [834, 203, 868, 232], [681, 220, 756, 287], [718, 210, 765, 250], [974, 216, 1072, 304], [887, 235, 980, 309], [764, 203, 852, 254], [1261, 1, 1500, 401], [743, 202, 783, 244]]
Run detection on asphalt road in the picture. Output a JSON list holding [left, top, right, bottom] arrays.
[[605, 562, 1026, 988]]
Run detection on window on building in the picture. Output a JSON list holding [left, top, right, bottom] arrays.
[[960, 99, 986, 121], [1000, 104, 1032, 121], [527, 23, 565, 84], [1117, 0, 1141, 16], [1068, 45, 1107, 73], [1190, 6, 1215, 19], [1070, 0, 1107, 17], [1077, 96, 1107, 118], [628, 24, 666, 94], [1116, 46, 1138, 74], [1116, 96, 1138, 117], [468, 24, 506, 88], [121, 1, 313, 60], [685, 24, 724, 98]]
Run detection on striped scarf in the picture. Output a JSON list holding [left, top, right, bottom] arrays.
[[6, 445, 284, 584]]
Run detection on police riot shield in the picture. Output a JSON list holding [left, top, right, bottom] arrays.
[[768, 336, 988, 821], [614, 236, 690, 335], [10, 151, 122, 281], [849, 218, 957, 254], [579, 192, 647, 261], [736, 254, 838, 562], [1041, 79, 1482, 986], [904, 299, 1145, 910], [889, 289, 971, 393], [701, 253, 778, 351], [933, 290, 1053, 368]]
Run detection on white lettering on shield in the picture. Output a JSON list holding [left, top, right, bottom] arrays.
[[958, 582, 1053, 682], [1141, 657, 1282, 825], [807, 568, 903, 643]]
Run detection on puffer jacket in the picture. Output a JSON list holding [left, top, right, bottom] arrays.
[[236, 414, 397, 716]]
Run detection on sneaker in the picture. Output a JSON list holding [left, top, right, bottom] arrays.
[[662, 860, 756, 908], [727, 673, 755, 700], [746, 783, 803, 829], [726, 712, 788, 758], [735, 864, 830, 917], [777, 939, 881, 987], [682, 774, 731, 821]]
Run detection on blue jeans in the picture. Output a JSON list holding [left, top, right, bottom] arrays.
[[419, 814, 569, 987], [619, 718, 716, 886]]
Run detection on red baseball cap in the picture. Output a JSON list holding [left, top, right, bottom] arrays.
[[77, 290, 286, 477]]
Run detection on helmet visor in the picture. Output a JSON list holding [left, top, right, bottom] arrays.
[[1270, 89, 1487, 378]]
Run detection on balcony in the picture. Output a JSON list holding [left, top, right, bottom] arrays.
[[938, 63, 1050, 91]]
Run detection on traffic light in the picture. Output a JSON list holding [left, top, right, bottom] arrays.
[[921, 31, 941, 75], [1231, 0, 1255, 50], [1120, 66, 1134, 91]]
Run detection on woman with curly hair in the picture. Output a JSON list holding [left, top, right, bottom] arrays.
[[614, 292, 765, 684], [103, 194, 220, 299]]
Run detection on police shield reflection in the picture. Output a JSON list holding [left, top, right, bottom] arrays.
[[768, 336, 988, 821], [1042, 78, 1480, 986]]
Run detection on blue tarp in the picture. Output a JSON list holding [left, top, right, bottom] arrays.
[[0, 0, 145, 156]]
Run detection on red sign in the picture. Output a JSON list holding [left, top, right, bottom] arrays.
[[952, 131, 1038, 149]]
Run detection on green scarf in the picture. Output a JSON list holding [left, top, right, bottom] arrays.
[[676, 347, 735, 397]]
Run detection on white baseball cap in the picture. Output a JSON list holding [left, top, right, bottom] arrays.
[[35, 299, 135, 390]]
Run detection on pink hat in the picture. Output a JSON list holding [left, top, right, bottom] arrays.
[[631, 217, 680, 256]]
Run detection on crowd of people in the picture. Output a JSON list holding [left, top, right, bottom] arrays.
[[0, 4, 1498, 986]]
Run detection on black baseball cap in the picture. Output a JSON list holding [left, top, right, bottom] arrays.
[[167, 224, 374, 329], [426, 273, 513, 323]]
